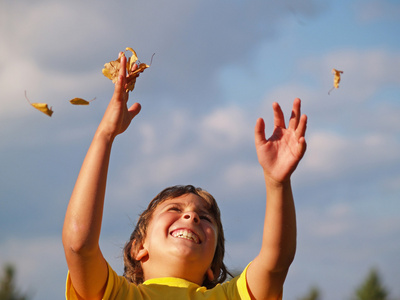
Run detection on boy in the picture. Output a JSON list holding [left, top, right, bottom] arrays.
[[62, 53, 307, 299]]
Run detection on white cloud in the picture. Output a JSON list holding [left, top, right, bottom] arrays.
[[222, 162, 263, 190], [199, 106, 252, 150], [300, 203, 353, 237], [107, 104, 257, 200], [299, 130, 400, 183], [136, 109, 194, 156]]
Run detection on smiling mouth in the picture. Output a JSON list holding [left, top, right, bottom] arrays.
[[171, 229, 200, 244]]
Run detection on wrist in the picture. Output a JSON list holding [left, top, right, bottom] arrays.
[[263, 172, 291, 190], [93, 126, 116, 146]]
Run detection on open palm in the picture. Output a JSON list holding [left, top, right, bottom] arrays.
[[255, 99, 307, 183]]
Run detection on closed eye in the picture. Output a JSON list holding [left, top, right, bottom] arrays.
[[167, 205, 181, 212], [200, 215, 212, 222]]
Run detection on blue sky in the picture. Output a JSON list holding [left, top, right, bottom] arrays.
[[1, 0, 400, 299]]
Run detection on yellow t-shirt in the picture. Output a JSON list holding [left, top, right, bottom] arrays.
[[66, 262, 251, 300]]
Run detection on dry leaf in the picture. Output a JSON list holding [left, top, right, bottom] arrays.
[[329, 68, 343, 94], [333, 68, 343, 88], [126, 62, 150, 91], [102, 48, 153, 92], [126, 47, 138, 72], [102, 58, 121, 83], [69, 97, 96, 105], [25, 91, 53, 117]]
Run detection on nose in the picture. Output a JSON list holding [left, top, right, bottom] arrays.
[[183, 211, 200, 224]]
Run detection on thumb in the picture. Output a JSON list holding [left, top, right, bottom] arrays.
[[128, 102, 141, 120], [297, 136, 307, 159], [254, 118, 266, 147]]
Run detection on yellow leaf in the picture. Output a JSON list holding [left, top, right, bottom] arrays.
[[126, 47, 138, 72], [31, 103, 54, 117], [126, 63, 150, 91], [131, 63, 150, 76], [69, 97, 96, 105], [102, 58, 121, 83], [25, 91, 53, 117], [126, 77, 138, 92], [328, 68, 344, 94], [332, 68, 343, 88], [102, 48, 153, 92], [125, 47, 138, 60]]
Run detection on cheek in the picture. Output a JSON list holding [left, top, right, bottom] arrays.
[[205, 224, 218, 250], [148, 213, 178, 239]]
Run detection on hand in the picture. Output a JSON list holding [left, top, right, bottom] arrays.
[[98, 53, 141, 140], [255, 98, 307, 184]]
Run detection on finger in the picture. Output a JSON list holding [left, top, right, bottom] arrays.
[[119, 54, 127, 86], [113, 60, 125, 103], [254, 118, 266, 147], [297, 137, 307, 159], [296, 114, 307, 140], [288, 98, 301, 131], [130, 62, 138, 73], [126, 74, 138, 85], [117, 54, 129, 102], [272, 102, 286, 129]]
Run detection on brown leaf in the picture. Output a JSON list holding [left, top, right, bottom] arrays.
[[328, 68, 344, 94], [102, 58, 121, 84], [69, 97, 96, 105], [102, 48, 153, 92], [332, 68, 343, 89], [25, 91, 53, 117]]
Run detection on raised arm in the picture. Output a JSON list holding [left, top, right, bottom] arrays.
[[62, 54, 141, 300], [246, 98, 307, 299]]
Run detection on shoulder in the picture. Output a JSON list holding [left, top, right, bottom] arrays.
[[66, 262, 141, 300], [216, 262, 252, 300]]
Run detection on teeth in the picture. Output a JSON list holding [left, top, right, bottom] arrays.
[[171, 229, 200, 244]]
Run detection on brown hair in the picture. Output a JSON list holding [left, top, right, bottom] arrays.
[[123, 185, 231, 288]]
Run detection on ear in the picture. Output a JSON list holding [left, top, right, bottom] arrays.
[[206, 268, 214, 281], [132, 240, 149, 262]]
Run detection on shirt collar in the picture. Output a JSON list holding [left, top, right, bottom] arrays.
[[143, 277, 200, 288]]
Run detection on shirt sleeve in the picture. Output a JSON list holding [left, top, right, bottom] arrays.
[[219, 262, 252, 300], [232, 262, 283, 300], [65, 271, 78, 300], [65, 262, 125, 300], [97, 263, 142, 300]]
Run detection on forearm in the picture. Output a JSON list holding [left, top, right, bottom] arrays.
[[259, 175, 297, 271], [246, 176, 297, 299], [62, 129, 115, 255]]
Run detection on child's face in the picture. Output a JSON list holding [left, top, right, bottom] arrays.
[[139, 193, 218, 281]]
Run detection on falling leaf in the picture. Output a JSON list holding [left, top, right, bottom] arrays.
[[25, 91, 53, 117], [69, 97, 96, 105], [102, 48, 153, 92], [328, 68, 343, 94], [332, 68, 343, 88]]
